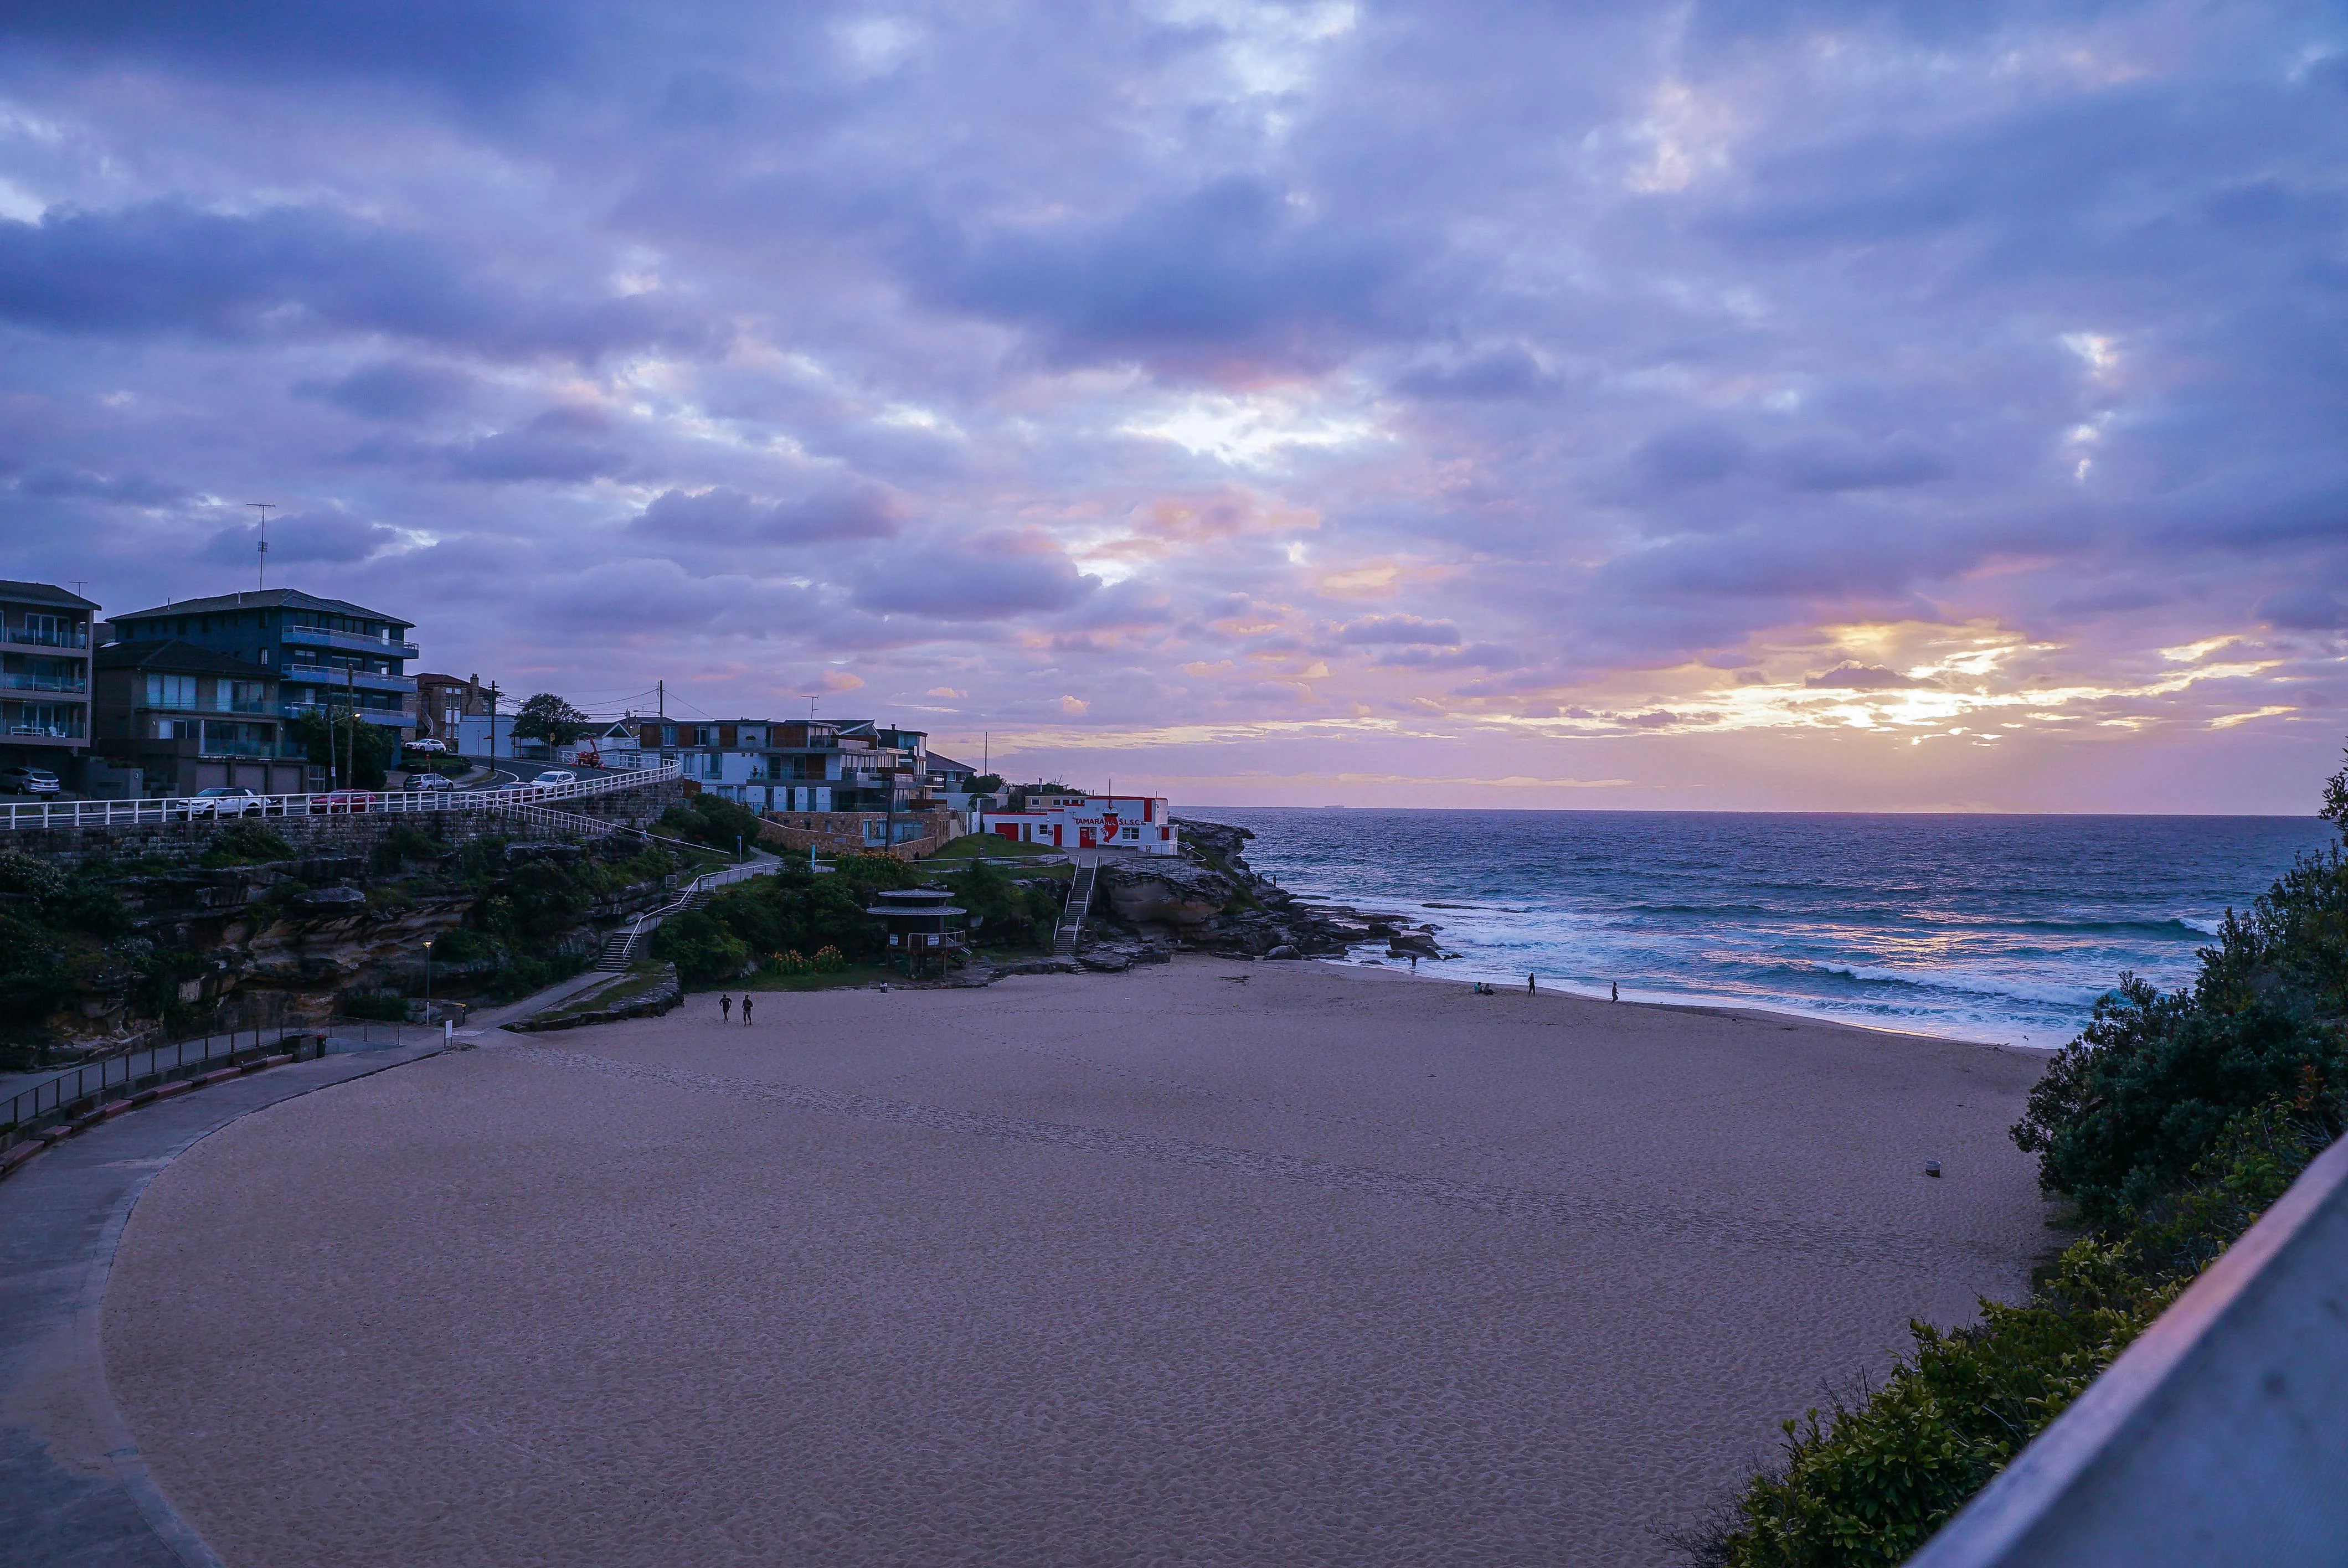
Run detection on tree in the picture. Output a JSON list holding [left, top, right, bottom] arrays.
[[286, 708, 399, 790], [513, 692, 591, 746]]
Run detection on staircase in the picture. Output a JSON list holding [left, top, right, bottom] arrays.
[[592, 854, 784, 971], [1054, 863, 1098, 956]]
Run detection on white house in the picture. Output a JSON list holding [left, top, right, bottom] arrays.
[[980, 793, 1179, 856]]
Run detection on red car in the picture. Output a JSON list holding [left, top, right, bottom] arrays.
[[310, 790, 373, 814]]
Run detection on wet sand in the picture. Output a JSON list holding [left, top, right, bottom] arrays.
[[102, 959, 2053, 1567]]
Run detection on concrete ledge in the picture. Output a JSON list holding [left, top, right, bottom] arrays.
[[1912, 1133, 2348, 1568]]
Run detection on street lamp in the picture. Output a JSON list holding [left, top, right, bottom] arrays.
[[423, 936, 434, 1027]]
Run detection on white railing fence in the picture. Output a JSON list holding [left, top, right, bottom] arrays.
[[0, 760, 684, 832]]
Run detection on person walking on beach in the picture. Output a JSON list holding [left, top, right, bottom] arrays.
[[742, 996, 754, 1025], [1527, 972, 1537, 996], [1611, 981, 1619, 1002], [1410, 954, 1418, 973], [720, 993, 732, 1022]]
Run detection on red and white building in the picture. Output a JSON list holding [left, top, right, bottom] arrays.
[[981, 793, 1179, 856]]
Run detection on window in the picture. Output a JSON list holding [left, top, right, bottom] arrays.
[[146, 673, 198, 709], [227, 680, 267, 713]]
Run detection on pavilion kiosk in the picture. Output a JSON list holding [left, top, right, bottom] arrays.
[[867, 887, 965, 978]]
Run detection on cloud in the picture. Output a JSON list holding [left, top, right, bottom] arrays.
[[302, 359, 476, 421], [200, 509, 401, 566], [1804, 662, 1935, 691], [0, 202, 718, 360], [0, 1, 2341, 809], [632, 483, 904, 545], [1336, 615, 1461, 646], [911, 176, 1425, 375], [2257, 587, 2348, 631], [853, 538, 1099, 620]]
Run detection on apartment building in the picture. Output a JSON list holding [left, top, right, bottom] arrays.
[[0, 580, 97, 785], [92, 641, 311, 795], [107, 589, 419, 738], [623, 717, 933, 817], [415, 672, 492, 746]]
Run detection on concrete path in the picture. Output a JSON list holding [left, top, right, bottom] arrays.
[[0, 1040, 453, 1567]]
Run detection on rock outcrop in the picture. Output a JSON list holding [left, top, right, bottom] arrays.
[[1078, 819, 1448, 962]]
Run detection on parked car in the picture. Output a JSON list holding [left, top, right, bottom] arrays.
[[181, 785, 270, 819], [406, 771, 456, 792], [0, 766, 61, 795], [405, 737, 448, 754], [528, 768, 578, 790], [311, 789, 373, 814]]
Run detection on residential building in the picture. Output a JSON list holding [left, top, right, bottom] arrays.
[[415, 672, 491, 746], [0, 581, 96, 782], [982, 793, 1179, 856], [106, 589, 419, 738], [621, 717, 932, 818], [92, 641, 310, 795]]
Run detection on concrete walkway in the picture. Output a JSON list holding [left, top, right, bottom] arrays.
[[0, 950, 609, 1568]]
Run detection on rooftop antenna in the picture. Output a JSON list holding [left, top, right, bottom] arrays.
[[246, 503, 275, 590]]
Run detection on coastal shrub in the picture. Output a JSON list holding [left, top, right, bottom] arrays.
[[377, 821, 446, 868], [947, 860, 1059, 948], [812, 943, 846, 973], [655, 793, 765, 853], [431, 926, 496, 963], [651, 858, 917, 987], [1692, 745, 2348, 1566], [199, 820, 295, 866], [653, 907, 753, 986]]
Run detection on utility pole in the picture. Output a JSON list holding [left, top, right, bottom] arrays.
[[487, 680, 501, 762], [657, 679, 665, 719], [344, 663, 356, 788], [246, 503, 275, 590]]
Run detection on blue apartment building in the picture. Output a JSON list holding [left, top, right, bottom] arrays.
[[106, 590, 419, 739]]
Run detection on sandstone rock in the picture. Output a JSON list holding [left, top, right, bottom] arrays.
[[1265, 945, 1302, 960], [1099, 859, 1239, 926], [292, 886, 366, 910]]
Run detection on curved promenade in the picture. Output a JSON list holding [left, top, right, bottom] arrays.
[[58, 961, 2053, 1567]]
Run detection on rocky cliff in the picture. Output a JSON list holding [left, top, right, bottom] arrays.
[[1079, 818, 1446, 966]]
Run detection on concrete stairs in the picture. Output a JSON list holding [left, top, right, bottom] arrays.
[[1054, 863, 1098, 956]]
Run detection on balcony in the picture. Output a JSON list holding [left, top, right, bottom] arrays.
[[0, 672, 88, 693], [2, 625, 89, 649], [5, 721, 87, 741], [282, 625, 420, 659], [281, 702, 413, 729], [280, 666, 416, 696], [200, 740, 308, 760]]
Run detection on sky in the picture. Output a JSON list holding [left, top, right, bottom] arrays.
[[2, 1, 2345, 812]]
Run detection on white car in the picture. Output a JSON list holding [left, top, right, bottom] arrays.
[[182, 785, 270, 818], [528, 768, 577, 790], [405, 737, 449, 754]]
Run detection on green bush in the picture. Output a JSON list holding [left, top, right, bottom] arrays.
[[200, 820, 296, 866], [1696, 746, 2348, 1566], [652, 857, 918, 987], [947, 860, 1059, 948], [655, 793, 766, 853]]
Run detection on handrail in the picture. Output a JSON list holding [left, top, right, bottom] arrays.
[[0, 760, 684, 831], [1, 1024, 310, 1151]]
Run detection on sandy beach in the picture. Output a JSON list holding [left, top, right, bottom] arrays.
[[102, 958, 2054, 1567]]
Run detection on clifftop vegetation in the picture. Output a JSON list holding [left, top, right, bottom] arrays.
[[1690, 749, 2348, 1566]]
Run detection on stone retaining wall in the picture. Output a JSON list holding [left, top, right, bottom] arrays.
[[758, 809, 960, 862]]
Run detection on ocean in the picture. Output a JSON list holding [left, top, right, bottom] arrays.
[[1189, 809, 2337, 1050]]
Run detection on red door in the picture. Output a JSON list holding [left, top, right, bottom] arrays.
[[995, 823, 1020, 841], [1079, 826, 1096, 848]]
